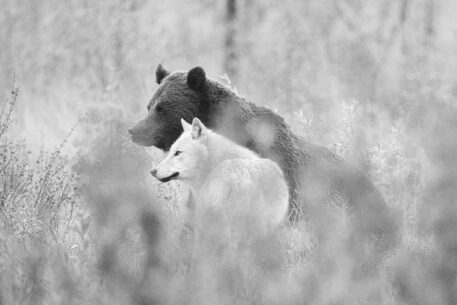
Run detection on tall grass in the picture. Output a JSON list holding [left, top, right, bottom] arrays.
[[0, 83, 82, 304], [0, 79, 457, 305]]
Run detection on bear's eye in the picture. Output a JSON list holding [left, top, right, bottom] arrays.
[[155, 105, 164, 113], [147, 104, 151, 111], [174, 151, 182, 157]]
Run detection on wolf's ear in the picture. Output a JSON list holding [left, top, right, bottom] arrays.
[[156, 64, 170, 84], [191, 118, 207, 140], [187, 67, 206, 92], [181, 118, 192, 132]]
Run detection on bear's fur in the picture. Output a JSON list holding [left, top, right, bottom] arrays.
[[129, 65, 399, 260], [151, 118, 289, 238]]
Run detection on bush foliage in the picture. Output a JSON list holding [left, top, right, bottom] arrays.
[[1, 1, 457, 304]]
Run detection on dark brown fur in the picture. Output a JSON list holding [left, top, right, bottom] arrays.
[[129, 65, 399, 265]]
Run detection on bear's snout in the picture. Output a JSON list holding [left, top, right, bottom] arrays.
[[128, 127, 139, 136]]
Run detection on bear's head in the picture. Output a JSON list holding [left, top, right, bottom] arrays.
[[128, 64, 211, 150]]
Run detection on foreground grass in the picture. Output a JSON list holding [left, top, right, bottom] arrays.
[[0, 87, 456, 305]]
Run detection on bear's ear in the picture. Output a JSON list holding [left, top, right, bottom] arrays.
[[181, 118, 192, 133], [187, 67, 206, 92], [191, 117, 207, 140], [156, 64, 170, 84]]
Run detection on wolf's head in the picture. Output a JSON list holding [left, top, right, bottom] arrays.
[[150, 118, 209, 183]]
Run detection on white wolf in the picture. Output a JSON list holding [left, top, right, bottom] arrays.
[[151, 118, 289, 238]]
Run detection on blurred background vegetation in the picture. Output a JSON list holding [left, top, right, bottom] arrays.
[[1, 0, 457, 304], [2, 0, 456, 151]]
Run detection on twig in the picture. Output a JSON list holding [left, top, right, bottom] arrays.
[[33, 120, 80, 209], [0, 74, 20, 139]]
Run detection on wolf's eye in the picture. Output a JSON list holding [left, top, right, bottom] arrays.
[[146, 101, 153, 111], [174, 151, 182, 156]]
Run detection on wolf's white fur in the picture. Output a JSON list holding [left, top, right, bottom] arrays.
[[152, 118, 289, 237]]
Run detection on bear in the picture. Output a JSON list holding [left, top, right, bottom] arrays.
[[150, 117, 289, 239], [129, 64, 399, 267]]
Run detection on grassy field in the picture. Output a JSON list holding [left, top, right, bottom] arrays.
[[1, 1, 457, 304], [1, 81, 455, 304]]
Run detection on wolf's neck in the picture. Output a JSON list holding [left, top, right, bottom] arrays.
[[207, 131, 257, 165], [186, 132, 257, 194]]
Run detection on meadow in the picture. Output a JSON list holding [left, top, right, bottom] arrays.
[[1, 1, 457, 304]]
